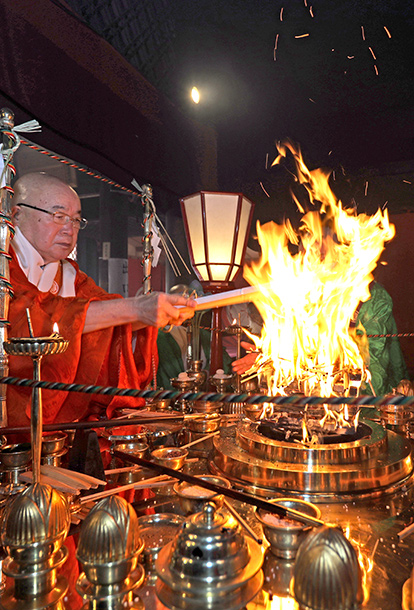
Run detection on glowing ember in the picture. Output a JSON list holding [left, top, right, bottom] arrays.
[[243, 142, 395, 399], [269, 594, 299, 609]]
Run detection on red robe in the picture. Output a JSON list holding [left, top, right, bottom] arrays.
[[7, 249, 158, 427]]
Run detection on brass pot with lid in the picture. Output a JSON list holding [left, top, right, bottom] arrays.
[[155, 501, 263, 610]]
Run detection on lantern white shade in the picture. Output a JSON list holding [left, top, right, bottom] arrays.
[[180, 191, 255, 287]]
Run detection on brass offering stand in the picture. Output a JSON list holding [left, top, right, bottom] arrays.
[[170, 375, 196, 412], [1, 320, 71, 610], [3, 317, 69, 484]]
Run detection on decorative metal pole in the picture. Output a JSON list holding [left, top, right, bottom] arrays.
[[140, 184, 158, 389], [141, 184, 154, 295], [0, 108, 20, 428]]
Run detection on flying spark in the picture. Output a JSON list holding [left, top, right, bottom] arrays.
[[260, 182, 271, 197], [403, 180, 412, 184], [347, 55, 355, 59], [280, 7, 284, 21], [295, 33, 310, 38], [373, 64, 379, 76], [309, 6, 314, 17], [384, 26, 391, 38], [368, 46, 376, 60], [364, 181, 369, 196], [361, 25, 365, 41], [274, 33, 279, 60]]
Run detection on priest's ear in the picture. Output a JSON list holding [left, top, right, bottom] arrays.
[[11, 205, 20, 225]]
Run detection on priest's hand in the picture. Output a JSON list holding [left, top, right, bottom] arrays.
[[83, 292, 196, 333], [133, 292, 196, 328], [232, 341, 258, 375]]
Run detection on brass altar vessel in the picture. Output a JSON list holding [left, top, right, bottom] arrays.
[[76, 495, 144, 609], [155, 502, 264, 610]]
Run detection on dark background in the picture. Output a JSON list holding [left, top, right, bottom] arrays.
[[3, 0, 414, 376]]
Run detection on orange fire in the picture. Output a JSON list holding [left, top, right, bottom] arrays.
[[243, 142, 394, 398], [344, 524, 375, 604]]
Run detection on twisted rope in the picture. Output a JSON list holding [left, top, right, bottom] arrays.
[[0, 375, 412, 406], [21, 139, 137, 194]]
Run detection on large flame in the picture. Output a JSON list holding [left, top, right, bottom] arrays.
[[244, 142, 394, 397]]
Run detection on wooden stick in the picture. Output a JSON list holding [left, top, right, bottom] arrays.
[[223, 499, 263, 545], [39, 465, 93, 490], [19, 471, 80, 494], [79, 474, 175, 504], [179, 285, 263, 313], [181, 431, 221, 449], [41, 465, 106, 488], [104, 466, 140, 475], [112, 449, 327, 528]]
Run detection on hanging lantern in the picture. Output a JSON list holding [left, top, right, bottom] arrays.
[[180, 191, 254, 292]]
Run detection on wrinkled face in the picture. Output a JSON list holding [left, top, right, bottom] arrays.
[[13, 183, 82, 264]]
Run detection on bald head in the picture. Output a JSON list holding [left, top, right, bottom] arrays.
[[12, 173, 79, 209], [12, 173, 82, 264]]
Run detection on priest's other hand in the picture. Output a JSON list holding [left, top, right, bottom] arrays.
[[232, 341, 258, 375]]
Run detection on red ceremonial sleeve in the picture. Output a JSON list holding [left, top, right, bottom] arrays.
[[7, 251, 158, 427]]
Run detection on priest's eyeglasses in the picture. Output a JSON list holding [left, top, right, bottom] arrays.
[[16, 203, 88, 230]]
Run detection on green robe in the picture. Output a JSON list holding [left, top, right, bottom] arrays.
[[355, 282, 407, 396], [156, 328, 233, 389]]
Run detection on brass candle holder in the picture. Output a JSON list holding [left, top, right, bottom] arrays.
[[1, 318, 70, 609], [4, 325, 69, 484]]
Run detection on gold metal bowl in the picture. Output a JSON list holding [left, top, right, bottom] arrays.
[[255, 497, 321, 559], [113, 442, 149, 459], [188, 413, 221, 433], [41, 432, 67, 455], [173, 474, 231, 515], [150, 446, 188, 470], [0, 443, 31, 470], [243, 404, 263, 421], [190, 400, 223, 414], [151, 398, 172, 411]]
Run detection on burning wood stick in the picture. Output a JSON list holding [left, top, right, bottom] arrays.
[[179, 285, 264, 313], [79, 474, 175, 504], [223, 499, 263, 544]]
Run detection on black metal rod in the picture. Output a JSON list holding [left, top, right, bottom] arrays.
[[0, 414, 186, 436], [112, 449, 327, 528]]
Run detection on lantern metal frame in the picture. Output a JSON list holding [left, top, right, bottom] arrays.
[[180, 191, 255, 292]]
